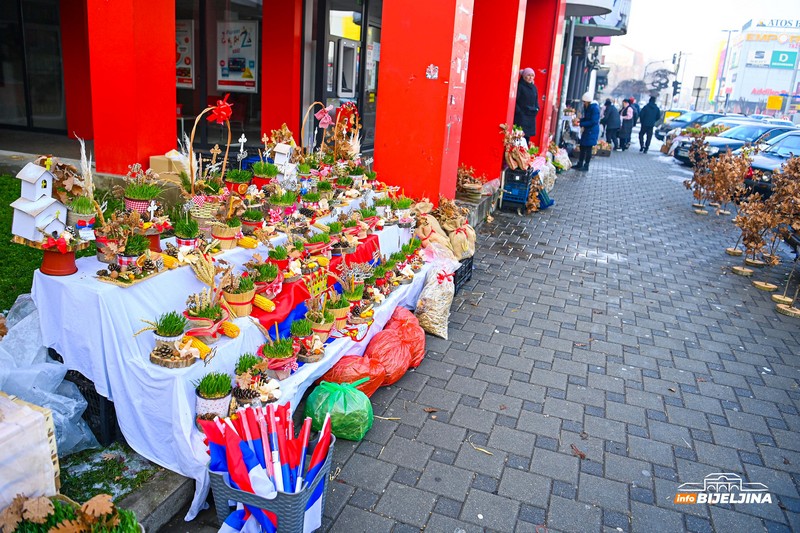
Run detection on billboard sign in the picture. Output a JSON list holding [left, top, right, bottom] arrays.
[[770, 50, 797, 69], [746, 50, 769, 67]]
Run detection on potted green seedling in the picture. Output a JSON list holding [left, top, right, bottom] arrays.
[[240, 208, 264, 235], [195, 371, 233, 419], [259, 336, 297, 380], [268, 245, 290, 271], [67, 196, 97, 231], [174, 217, 201, 248], [224, 169, 253, 195]]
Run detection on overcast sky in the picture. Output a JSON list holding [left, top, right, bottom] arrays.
[[608, 0, 800, 87]]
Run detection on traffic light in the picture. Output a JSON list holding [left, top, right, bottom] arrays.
[[672, 80, 682, 96]]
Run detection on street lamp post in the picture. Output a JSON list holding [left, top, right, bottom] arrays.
[[719, 29, 738, 113]]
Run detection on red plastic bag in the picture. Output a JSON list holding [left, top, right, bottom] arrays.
[[386, 307, 419, 330], [318, 356, 386, 397], [392, 321, 426, 368], [365, 330, 411, 385]]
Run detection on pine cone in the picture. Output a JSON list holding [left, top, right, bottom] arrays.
[[142, 259, 156, 273], [108, 263, 121, 272], [153, 344, 174, 359], [233, 387, 260, 400], [299, 207, 315, 217], [165, 243, 179, 257], [96, 269, 109, 277]]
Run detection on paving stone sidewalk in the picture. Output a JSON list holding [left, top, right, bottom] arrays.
[[323, 147, 800, 532]]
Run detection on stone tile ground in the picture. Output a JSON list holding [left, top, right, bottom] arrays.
[[323, 147, 800, 532]]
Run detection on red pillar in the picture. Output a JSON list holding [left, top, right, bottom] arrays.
[[85, 0, 175, 174], [520, 0, 567, 150], [262, 0, 302, 137], [460, 0, 527, 181], [374, 0, 474, 201], [60, 0, 93, 139]]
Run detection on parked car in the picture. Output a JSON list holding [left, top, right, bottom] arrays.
[[765, 118, 795, 127], [672, 123, 796, 165], [666, 117, 761, 157], [655, 112, 723, 140], [743, 131, 800, 198], [663, 108, 690, 123]]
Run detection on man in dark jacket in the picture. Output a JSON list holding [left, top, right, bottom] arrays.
[[637, 96, 661, 153], [575, 92, 600, 172], [514, 68, 540, 141], [600, 99, 621, 150], [630, 97, 641, 126]]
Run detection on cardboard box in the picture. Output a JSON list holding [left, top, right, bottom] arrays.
[[149, 155, 177, 174]]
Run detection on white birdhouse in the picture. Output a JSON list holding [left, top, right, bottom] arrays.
[[11, 162, 66, 242], [17, 162, 54, 201], [11, 197, 67, 242], [273, 143, 292, 167]]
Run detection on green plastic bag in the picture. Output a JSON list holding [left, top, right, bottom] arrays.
[[304, 378, 373, 441]]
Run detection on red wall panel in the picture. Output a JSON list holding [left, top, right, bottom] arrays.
[[460, 0, 527, 181], [262, 0, 303, 137], [60, 0, 93, 139], [520, 0, 566, 150], [86, 0, 176, 174], [373, 0, 474, 201]]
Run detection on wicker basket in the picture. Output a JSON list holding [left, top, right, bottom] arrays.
[[329, 306, 349, 331], [210, 223, 241, 250]]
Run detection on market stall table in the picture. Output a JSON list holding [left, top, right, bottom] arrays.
[[31, 199, 421, 520]]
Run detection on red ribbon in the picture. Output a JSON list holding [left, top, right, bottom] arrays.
[[206, 93, 233, 124], [95, 236, 109, 246], [76, 217, 95, 228], [43, 237, 68, 254], [454, 226, 469, 236], [437, 271, 454, 284]]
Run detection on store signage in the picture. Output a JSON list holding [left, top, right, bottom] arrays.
[[752, 88, 794, 96], [176, 20, 194, 89], [756, 19, 800, 29], [766, 95, 783, 110], [770, 50, 798, 69], [746, 33, 800, 45], [216, 22, 258, 94]]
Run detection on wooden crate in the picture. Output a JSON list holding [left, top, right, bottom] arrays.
[[0, 392, 60, 489]]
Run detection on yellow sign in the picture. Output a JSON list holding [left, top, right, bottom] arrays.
[[745, 33, 800, 44], [766, 95, 783, 110]]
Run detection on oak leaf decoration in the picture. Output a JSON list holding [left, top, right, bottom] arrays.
[[22, 496, 54, 524], [0, 495, 25, 533], [79, 494, 115, 521], [48, 519, 89, 533]]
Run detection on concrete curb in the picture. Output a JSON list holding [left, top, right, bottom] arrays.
[[118, 469, 195, 532]]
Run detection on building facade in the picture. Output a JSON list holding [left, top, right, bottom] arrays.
[[723, 18, 800, 115]]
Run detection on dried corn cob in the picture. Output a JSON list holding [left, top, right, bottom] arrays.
[[253, 295, 276, 312], [238, 236, 259, 249], [181, 336, 211, 359], [221, 321, 240, 338]]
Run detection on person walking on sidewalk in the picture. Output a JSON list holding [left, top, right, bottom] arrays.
[[575, 92, 600, 172], [637, 96, 661, 153], [601, 98, 621, 150], [618, 99, 634, 151], [514, 68, 540, 141]]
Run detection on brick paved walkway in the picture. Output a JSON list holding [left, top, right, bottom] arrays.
[[323, 149, 800, 532]]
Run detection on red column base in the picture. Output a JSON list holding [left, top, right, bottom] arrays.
[[41, 250, 78, 276]]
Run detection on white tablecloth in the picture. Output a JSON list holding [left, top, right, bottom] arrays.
[[30, 201, 421, 520]]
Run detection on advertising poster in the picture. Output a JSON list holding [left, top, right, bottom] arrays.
[[216, 21, 258, 93], [770, 50, 797, 69], [176, 20, 194, 89]]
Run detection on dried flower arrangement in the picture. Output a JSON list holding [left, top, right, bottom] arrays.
[[683, 132, 713, 212], [500, 124, 531, 171]]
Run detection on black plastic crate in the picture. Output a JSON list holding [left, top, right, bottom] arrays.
[[64, 368, 122, 447], [502, 180, 530, 204], [454, 255, 474, 294]]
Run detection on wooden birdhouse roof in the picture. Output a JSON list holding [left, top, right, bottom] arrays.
[[273, 143, 292, 155], [16, 162, 52, 184], [11, 196, 61, 217]]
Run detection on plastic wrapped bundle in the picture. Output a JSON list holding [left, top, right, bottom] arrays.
[[304, 379, 373, 441], [415, 267, 456, 340]]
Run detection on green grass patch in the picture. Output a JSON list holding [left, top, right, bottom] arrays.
[[59, 442, 160, 503]]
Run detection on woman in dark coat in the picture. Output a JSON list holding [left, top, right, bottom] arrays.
[[618, 99, 634, 150], [601, 99, 621, 150], [575, 92, 600, 172], [514, 68, 539, 140]]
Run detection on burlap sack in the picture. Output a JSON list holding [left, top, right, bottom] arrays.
[[416, 222, 453, 252], [450, 224, 476, 259], [413, 198, 434, 216]]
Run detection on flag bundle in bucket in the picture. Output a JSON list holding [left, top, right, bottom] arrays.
[[199, 402, 333, 533]]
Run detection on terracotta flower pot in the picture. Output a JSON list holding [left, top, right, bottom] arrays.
[[40, 249, 77, 276]]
